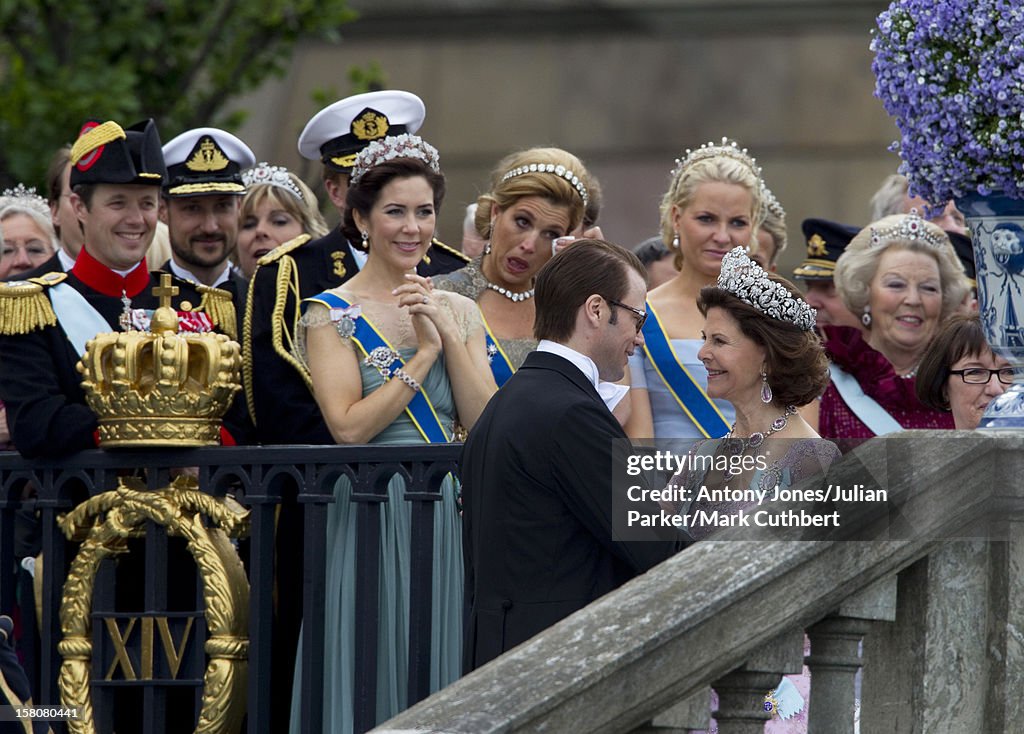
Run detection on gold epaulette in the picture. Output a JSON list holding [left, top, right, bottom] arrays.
[[429, 237, 470, 263], [196, 284, 238, 340], [256, 234, 312, 267], [0, 273, 63, 335]]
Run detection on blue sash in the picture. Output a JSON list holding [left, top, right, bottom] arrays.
[[49, 282, 112, 357], [481, 315, 515, 387], [828, 364, 904, 436], [641, 303, 730, 438], [303, 292, 451, 443]]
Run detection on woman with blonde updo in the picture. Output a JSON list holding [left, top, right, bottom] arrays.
[[625, 138, 765, 440], [236, 164, 329, 278], [752, 186, 788, 271], [433, 147, 591, 385], [820, 212, 970, 438]]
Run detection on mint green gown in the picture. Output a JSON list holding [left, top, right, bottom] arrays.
[[289, 349, 463, 733]]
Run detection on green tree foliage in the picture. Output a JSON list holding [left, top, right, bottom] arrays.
[[0, 0, 356, 189]]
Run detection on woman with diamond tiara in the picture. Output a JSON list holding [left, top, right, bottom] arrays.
[[677, 247, 838, 530], [819, 212, 970, 438], [289, 134, 496, 733], [235, 163, 328, 278], [624, 138, 766, 440], [674, 246, 839, 732], [0, 184, 58, 280], [432, 147, 595, 387]]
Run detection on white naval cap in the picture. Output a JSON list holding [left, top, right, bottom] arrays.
[[162, 127, 256, 197], [297, 90, 426, 173]]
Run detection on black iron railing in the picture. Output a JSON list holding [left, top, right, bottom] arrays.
[[0, 444, 462, 734]]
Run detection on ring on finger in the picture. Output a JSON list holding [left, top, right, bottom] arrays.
[[422, 295, 429, 304]]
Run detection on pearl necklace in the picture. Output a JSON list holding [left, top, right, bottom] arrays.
[[722, 405, 797, 477], [484, 280, 534, 302]]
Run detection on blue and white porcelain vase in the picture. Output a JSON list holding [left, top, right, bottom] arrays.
[[957, 192, 1024, 428]]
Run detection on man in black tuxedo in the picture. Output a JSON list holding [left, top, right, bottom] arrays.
[[461, 239, 679, 671]]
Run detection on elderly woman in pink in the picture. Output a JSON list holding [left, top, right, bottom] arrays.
[[819, 212, 970, 438]]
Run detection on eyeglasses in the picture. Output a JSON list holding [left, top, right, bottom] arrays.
[[948, 367, 1022, 385], [606, 298, 648, 334]]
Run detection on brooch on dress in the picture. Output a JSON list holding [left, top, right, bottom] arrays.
[[329, 304, 361, 339]]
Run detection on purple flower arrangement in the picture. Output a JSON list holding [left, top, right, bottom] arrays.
[[871, 0, 1024, 204]]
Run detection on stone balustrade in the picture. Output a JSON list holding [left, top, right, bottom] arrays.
[[373, 431, 1021, 733]]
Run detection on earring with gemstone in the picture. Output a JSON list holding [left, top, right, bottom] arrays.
[[361, 230, 369, 250], [861, 306, 872, 327], [761, 368, 773, 404]]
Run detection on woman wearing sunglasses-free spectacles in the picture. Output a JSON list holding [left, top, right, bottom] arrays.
[[916, 315, 1012, 429], [947, 367, 1021, 384]]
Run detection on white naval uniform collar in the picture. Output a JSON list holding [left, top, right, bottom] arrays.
[[168, 258, 232, 288]]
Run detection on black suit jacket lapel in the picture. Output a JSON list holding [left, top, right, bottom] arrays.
[[520, 350, 605, 406]]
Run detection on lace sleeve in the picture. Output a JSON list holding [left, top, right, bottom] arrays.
[[436, 291, 483, 344], [299, 302, 334, 330], [778, 438, 842, 485], [666, 439, 712, 508], [295, 301, 354, 373]]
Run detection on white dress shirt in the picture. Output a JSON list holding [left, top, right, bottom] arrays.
[[168, 258, 232, 288], [536, 339, 629, 412]]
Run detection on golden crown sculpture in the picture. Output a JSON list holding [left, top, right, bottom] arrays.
[[78, 275, 242, 447]]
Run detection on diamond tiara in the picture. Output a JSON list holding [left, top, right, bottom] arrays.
[[349, 133, 441, 184], [718, 246, 816, 331], [242, 163, 304, 201], [671, 137, 762, 181], [499, 162, 589, 205], [869, 211, 946, 250], [0, 183, 51, 219]]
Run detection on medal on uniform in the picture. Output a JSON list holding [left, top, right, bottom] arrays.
[[119, 289, 133, 331]]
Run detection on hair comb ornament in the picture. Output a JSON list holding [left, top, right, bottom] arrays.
[[672, 137, 762, 181], [0, 183, 51, 218], [500, 162, 589, 205], [242, 163, 304, 201], [868, 210, 946, 250], [349, 134, 441, 184], [718, 246, 816, 331]]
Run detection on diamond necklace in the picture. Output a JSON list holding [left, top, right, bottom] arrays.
[[484, 280, 534, 302], [480, 258, 534, 302]]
